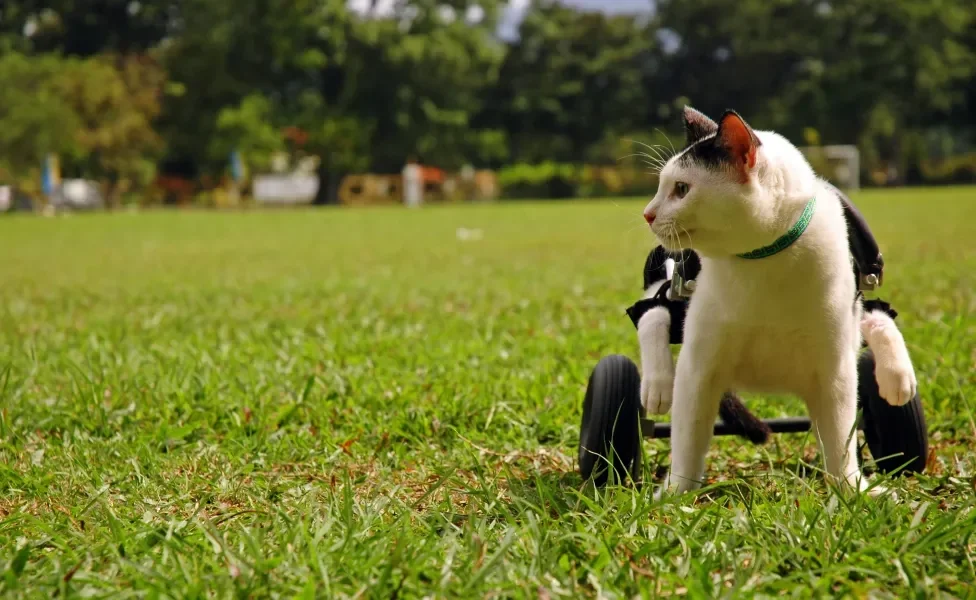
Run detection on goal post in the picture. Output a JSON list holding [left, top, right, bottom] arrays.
[[800, 144, 860, 191]]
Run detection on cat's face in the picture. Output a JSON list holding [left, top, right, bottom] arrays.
[[643, 107, 763, 256]]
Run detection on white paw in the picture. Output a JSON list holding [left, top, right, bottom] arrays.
[[653, 473, 698, 501], [855, 478, 897, 500], [641, 375, 673, 415], [653, 475, 675, 502], [835, 472, 896, 500], [875, 359, 917, 407]]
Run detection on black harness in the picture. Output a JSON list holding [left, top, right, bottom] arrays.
[[626, 185, 895, 342]]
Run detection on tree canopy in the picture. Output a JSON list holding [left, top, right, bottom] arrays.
[[0, 0, 973, 201]]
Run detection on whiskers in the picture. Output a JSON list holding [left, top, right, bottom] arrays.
[[654, 129, 677, 158], [617, 151, 666, 174], [601, 197, 653, 237], [677, 224, 695, 253], [659, 221, 679, 248], [608, 135, 680, 238], [618, 138, 676, 175], [659, 221, 695, 263]]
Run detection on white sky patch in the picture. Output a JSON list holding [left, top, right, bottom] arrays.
[[348, 0, 396, 16], [498, 0, 530, 40], [565, 0, 654, 12], [437, 5, 457, 24], [465, 4, 486, 24], [348, 1, 652, 40]]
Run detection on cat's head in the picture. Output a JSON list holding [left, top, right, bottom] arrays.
[[642, 107, 810, 256]]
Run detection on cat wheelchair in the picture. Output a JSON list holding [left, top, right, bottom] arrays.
[[578, 187, 929, 486]]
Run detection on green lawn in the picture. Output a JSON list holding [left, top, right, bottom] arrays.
[[1, 187, 975, 597]]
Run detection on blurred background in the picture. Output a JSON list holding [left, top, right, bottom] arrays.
[[0, 0, 974, 213]]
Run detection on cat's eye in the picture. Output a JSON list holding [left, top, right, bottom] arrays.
[[673, 182, 690, 198]]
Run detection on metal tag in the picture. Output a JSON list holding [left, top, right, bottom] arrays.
[[670, 271, 695, 299], [859, 272, 881, 291]]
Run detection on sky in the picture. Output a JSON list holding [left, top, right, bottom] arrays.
[[538, 0, 652, 13], [500, 0, 653, 38], [347, 1, 654, 40]]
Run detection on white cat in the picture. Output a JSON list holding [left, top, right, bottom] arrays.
[[636, 107, 917, 496]]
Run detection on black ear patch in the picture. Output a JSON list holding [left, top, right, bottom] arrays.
[[679, 136, 729, 170], [682, 106, 719, 147], [680, 109, 761, 178]]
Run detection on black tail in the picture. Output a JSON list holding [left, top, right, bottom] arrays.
[[718, 392, 770, 444]]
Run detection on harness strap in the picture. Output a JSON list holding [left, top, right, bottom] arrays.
[[829, 183, 885, 290], [625, 280, 688, 345]]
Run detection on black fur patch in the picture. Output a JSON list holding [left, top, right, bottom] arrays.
[[678, 135, 734, 170], [863, 298, 898, 320], [642, 245, 673, 290], [642, 246, 702, 290], [678, 109, 761, 173], [674, 248, 702, 281], [683, 106, 719, 146], [625, 294, 689, 345]]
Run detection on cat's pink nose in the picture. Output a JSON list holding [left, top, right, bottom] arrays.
[[644, 211, 656, 225]]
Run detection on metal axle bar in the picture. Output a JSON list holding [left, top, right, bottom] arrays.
[[640, 416, 834, 439]]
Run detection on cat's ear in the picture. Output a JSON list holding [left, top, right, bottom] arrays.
[[716, 110, 761, 176], [682, 106, 718, 146]]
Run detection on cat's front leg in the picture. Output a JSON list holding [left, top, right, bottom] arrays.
[[805, 355, 866, 491], [637, 305, 674, 415], [655, 342, 726, 498], [860, 309, 916, 407]]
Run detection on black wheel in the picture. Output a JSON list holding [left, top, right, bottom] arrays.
[[858, 349, 928, 475], [578, 354, 642, 486]]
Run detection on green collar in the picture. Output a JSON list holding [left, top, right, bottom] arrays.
[[736, 197, 817, 260]]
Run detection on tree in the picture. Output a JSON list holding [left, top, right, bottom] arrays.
[[650, 0, 975, 181], [484, 1, 655, 164], [0, 0, 178, 56], [161, 0, 507, 204], [0, 51, 165, 203], [211, 95, 285, 174], [57, 54, 166, 206], [0, 53, 81, 193], [651, 0, 840, 137]]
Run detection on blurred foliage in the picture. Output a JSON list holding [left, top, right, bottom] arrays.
[[157, 0, 506, 203], [0, 52, 81, 178], [0, 0, 974, 203], [0, 51, 163, 204], [920, 153, 976, 184], [60, 54, 166, 205], [498, 161, 659, 199], [483, 2, 654, 164], [212, 95, 285, 173]]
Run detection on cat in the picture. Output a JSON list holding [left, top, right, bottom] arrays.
[[635, 106, 917, 497]]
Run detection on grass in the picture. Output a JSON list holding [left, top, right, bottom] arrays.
[[0, 186, 974, 598]]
